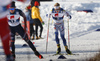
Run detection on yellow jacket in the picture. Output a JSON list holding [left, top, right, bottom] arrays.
[[31, 6, 43, 22]]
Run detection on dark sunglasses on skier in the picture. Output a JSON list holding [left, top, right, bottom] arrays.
[[54, 6, 60, 9], [54, 6, 60, 12], [9, 8, 15, 10]]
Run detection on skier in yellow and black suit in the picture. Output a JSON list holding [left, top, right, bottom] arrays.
[[31, 1, 44, 39]]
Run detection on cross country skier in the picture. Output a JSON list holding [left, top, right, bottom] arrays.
[[0, 0, 28, 61], [48, 3, 72, 54], [7, 1, 43, 59]]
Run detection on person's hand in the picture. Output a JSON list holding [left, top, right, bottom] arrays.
[[46, 14, 48, 17], [68, 15, 72, 19], [42, 21, 45, 25], [46, 14, 51, 18]]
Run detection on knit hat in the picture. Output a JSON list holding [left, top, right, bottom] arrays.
[[34, 1, 39, 6], [54, 3, 60, 6], [10, 1, 16, 7], [54, 3, 60, 9]]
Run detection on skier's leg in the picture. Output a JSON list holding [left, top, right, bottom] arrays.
[[16, 25, 36, 51], [54, 25, 61, 54], [60, 34, 72, 54], [60, 34, 66, 46], [9, 26, 16, 59], [59, 24, 66, 46], [55, 32, 60, 45], [55, 32, 61, 54], [23, 35, 43, 59], [10, 40, 16, 58], [10, 33, 15, 54], [10, 36, 16, 58], [16, 25, 43, 59], [60, 24, 72, 54]]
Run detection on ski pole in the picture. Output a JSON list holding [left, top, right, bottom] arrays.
[[67, 19, 70, 49], [46, 18, 50, 54]]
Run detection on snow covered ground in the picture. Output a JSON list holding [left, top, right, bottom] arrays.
[[0, 0, 100, 61]]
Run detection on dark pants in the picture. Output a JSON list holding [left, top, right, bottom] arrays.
[[33, 19, 43, 37], [9, 24, 36, 54], [30, 23, 35, 37]]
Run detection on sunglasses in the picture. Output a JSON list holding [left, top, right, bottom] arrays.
[[54, 6, 60, 9], [9, 8, 15, 10]]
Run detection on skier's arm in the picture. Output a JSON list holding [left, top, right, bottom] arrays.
[[66, 12, 72, 19], [63, 10, 72, 19], [19, 9, 27, 32]]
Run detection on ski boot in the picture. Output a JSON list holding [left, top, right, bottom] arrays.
[[56, 44, 61, 54], [34, 51, 43, 59], [6, 54, 14, 61], [12, 54, 15, 59], [65, 46, 72, 55], [11, 51, 16, 59]]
